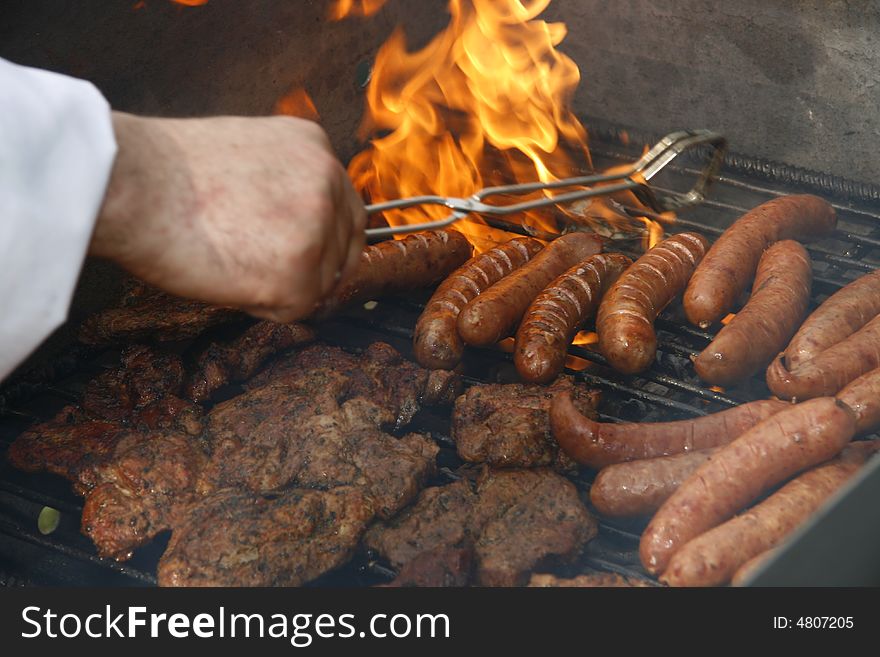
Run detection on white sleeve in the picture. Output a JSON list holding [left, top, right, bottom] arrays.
[[0, 58, 117, 380]]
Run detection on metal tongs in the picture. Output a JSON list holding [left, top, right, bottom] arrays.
[[364, 129, 727, 240]]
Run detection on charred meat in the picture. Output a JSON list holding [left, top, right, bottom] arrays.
[[157, 487, 373, 587], [185, 321, 316, 403], [382, 547, 474, 588], [452, 378, 599, 470], [6, 406, 122, 491], [79, 287, 242, 344], [80, 431, 208, 559], [364, 467, 597, 586]]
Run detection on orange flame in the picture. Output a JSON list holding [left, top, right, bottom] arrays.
[[564, 354, 592, 372], [170, 0, 208, 5], [274, 88, 321, 122], [330, 0, 388, 20], [349, 0, 663, 251], [572, 330, 598, 346]]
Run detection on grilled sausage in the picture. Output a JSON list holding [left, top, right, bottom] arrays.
[[457, 232, 603, 347], [514, 253, 632, 384], [784, 268, 880, 370], [315, 230, 473, 318], [694, 240, 812, 386], [590, 448, 720, 518], [661, 440, 877, 587], [596, 232, 709, 374], [836, 366, 880, 435], [550, 393, 788, 468], [683, 195, 836, 328], [730, 549, 776, 587], [639, 397, 857, 576], [766, 313, 880, 401], [413, 237, 545, 369]]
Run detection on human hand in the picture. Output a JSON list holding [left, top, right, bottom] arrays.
[[91, 112, 366, 322]]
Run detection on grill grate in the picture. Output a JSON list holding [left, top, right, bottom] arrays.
[[1, 127, 879, 586]]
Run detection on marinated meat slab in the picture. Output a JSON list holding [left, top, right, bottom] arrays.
[[84, 346, 203, 435], [452, 378, 599, 470], [157, 487, 373, 587], [244, 342, 460, 425], [79, 286, 242, 344], [364, 468, 597, 586], [200, 401, 438, 518], [202, 343, 457, 504], [382, 547, 474, 588], [6, 406, 122, 491], [8, 347, 202, 487], [185, 321, 316, 403], [528, 573, 652, 587], [80, 431, 209, 559]]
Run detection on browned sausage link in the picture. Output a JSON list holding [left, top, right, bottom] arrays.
[[590, 448, 720, 518], [694, 240, 812, 386], [683, 195, 836, 329], [315, 230, 473, 318], [836, 366, 880, 435], [766, 313, 880, 401], [549, 392, 789, 468], [661, 440, 878, 587], [413, 237, 544, 369], [639, 397, 856, 576], [784, 268, 880, 370], [596, 232, 709, 374], [730, 549, 777, 587], [457, 232, 603, 347], [514, 253, 632, 384]]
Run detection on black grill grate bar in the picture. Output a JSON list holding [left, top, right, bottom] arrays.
[[572, 372, 707, 416], [566, 345, 742, 408], [0, 517, 157, 585], [654, 317, 714, 342], [0, 480, 83, 515]]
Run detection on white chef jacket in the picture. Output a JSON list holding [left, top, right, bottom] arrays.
[[0, 58, 117, 380]]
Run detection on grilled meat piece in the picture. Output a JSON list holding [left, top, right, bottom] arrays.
[[157, 487, 373, 587], [383, 547, 474, 588], [6, 406, 122, 490], [80, 431, 209, 559], [185, 321, 316, 403], [200, 400, 438, 518], [245, 342, 460, 426], [528, 572, 652, 587], [8, 346, 203, 493], [364, 468, 597, 586], [452, 378, 600, 470], [200, 343, 448, 515], [83, 345, 203, 435], [79, 289, 242, 344]]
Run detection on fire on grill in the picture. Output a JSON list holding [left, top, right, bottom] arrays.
[[2, 0, 880, 588]]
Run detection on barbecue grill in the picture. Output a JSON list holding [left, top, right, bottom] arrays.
[[2, 122, 878, 586], [2, 0, 880, 587]]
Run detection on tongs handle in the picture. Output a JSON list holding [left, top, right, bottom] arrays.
[[363, 129, 727, 240]]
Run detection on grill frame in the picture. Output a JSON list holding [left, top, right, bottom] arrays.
[[2, 125, 879, 587]]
